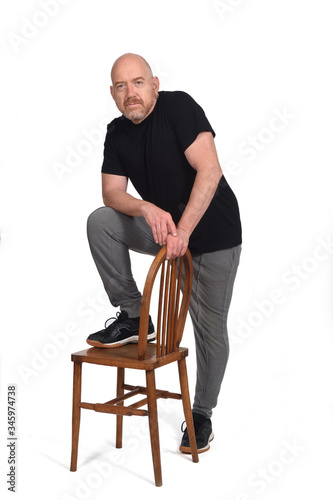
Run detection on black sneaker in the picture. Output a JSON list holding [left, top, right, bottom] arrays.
[[179, 417, 214, 454], [86, 311, 156, 349]]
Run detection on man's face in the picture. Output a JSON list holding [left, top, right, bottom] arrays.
[[110, 57, 159, 124]]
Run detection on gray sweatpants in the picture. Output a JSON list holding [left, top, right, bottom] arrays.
[[87, 207, 241, 419]]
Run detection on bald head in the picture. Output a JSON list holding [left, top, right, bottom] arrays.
[[110, 53, 160, 124], [111, 53, 153, 84]]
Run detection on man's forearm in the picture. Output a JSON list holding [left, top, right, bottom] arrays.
[[177, 168, 222, 237], [103, 188, 149, 218]]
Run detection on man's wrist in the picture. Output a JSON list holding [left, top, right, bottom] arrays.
[[140, 200, 153, 218], [177, 227, 190, 238]]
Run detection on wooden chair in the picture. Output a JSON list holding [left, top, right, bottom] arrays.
[[70, 247, 198, 486]]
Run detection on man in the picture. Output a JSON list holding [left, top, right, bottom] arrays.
[[86, 53, 242, 454]]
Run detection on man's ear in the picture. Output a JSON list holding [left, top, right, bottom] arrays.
[[110, 86, 115, 100], [152, 76, 160, 96]]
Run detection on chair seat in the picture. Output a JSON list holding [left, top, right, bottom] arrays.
[[71, 343, 189, 370]]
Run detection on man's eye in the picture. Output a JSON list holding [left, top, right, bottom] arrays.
[[135, 81, 143, 85]]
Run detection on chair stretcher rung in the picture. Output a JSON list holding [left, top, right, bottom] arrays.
[[156, 389, 182, 400], [79, 386, 181, 415], [129, 397, 148, 409], [95, 403, 148, 416], [123, 384, 182, 401], [79, 401, 148, 416], [80, 402, 95, 410], [105, 387, 141, 405]]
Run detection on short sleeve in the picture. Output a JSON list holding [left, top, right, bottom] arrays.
[[169, 91, 215, 152], [101, 120, 126, 176]]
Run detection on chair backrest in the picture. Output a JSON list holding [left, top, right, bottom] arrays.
[[137, 247, 193, 361]]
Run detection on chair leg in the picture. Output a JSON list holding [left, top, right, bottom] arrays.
[[146, 370, 162, 487], [178, 358, 199, 463], [116, 367, 125, 448], [70, 361, 82, 471]]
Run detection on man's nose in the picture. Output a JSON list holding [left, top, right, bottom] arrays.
[[125, 83, 136, 97]]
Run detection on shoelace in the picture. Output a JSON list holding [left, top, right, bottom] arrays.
[[181, 420, 203, 434], [104, 311, 123, 329]]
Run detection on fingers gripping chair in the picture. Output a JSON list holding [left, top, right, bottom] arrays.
[[70, 247, 198, 486]]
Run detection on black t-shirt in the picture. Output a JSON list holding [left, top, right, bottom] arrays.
[[102, 90, 242, 253]]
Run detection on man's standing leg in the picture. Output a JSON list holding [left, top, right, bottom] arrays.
[[190, 245, 241, 417], [180, 245, 241, 453]]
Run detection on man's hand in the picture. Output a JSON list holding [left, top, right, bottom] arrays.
[[142, 203, 177, 246], [166, 228, 189, 260]]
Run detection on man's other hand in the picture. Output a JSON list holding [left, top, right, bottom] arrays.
[[166, 228, 189, 260]]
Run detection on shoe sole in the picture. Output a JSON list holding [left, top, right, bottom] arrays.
[[86, 332, 156, 349], [179, 432, 214, 454]]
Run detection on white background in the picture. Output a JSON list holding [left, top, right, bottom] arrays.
[[1, 0, 333, 498]]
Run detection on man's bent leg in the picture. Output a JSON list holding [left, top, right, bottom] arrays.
[[190, 245, 241, 419], [87, 206, 160, 318]]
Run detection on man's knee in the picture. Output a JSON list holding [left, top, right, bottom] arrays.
[[87, 206, 114, 237]]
